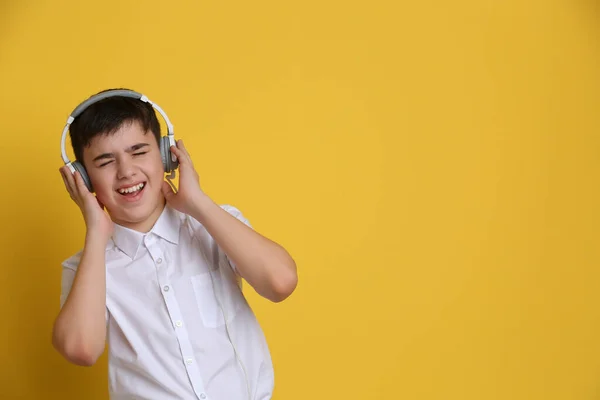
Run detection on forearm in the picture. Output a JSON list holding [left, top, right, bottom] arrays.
[[190, 194, 297, 302], [52, 232, 107, 366]]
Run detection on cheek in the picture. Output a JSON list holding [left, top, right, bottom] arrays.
[[94, 186, 115, 206], [147, 157, 165, 180], [88, 171, 114, 201]]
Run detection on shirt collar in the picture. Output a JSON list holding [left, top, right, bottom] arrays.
[[111, 205, 181, 259]]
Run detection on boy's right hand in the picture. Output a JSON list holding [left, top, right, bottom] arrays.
[[59, 166, 113, 241]]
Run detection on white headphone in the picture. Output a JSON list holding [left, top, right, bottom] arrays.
[[60, 89, 178, 192]]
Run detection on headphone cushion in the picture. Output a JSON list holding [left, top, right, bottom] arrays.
[[72, 161, 93, 192], [160, 136, 178, 172]]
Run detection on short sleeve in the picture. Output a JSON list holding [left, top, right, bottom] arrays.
[[219, 205, 253, 273], [184, 204, 253, 275], [220, 204, 252, 229], [60, 251, 109, 321], [60, 252, 82, 308]]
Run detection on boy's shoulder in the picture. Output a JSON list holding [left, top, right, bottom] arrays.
[[61, 250, 83, 271], [178, 204, 252, 235], [191, 204, 251, 227], [219, 204, 250, 225]]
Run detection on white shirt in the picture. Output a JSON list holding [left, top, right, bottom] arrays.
[[60, 205, 275, 400]]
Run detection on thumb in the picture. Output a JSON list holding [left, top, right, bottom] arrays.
[[162, 181, 176, 201]]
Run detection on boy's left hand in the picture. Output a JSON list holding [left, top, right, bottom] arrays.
[[161, 139, 206, 215]]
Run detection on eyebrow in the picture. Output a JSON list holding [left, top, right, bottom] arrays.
[[93, 143, 150, 162]]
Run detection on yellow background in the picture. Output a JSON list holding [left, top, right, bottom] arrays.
[[0, 1, 598, 399]]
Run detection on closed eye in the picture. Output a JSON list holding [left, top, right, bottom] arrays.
[[99, 160, 113, 167], [133, 152, 147, 156]]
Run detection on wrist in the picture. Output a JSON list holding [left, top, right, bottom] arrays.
[[84, 228, 110, 248], [189, 193, 215, 223]]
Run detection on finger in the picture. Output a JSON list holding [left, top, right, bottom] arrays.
[[161, 180, 176, 200], [172, 141, 193, 165], [63, 167, 76, 188], [170, 145, 188, 164], [73, 170, 90, 196], [59, 167, 68, 188], [59, 169, 73, 199], [179, 140, 193, 160], [60, 167, 77, 201]]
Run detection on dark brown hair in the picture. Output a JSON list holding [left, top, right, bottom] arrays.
[[69, 88, 161, 165]]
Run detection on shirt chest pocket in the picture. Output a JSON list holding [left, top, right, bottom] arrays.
[[190, 270, 245, 328]]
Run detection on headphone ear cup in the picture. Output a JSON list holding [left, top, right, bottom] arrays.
[[72, 161, 93, 192], [160, 136, 179, 173]]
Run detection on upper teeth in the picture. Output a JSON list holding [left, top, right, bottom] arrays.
[[118, 183, 144, 194]]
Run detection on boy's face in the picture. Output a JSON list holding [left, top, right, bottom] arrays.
[[82, 121, 165, 232]]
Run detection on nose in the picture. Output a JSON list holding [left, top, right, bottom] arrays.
[[116, 157, 135, 180]]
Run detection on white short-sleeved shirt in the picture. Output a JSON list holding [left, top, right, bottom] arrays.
[[60, 205, 274, 400]]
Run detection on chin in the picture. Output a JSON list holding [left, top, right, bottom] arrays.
[[104, 187, 165, 230]]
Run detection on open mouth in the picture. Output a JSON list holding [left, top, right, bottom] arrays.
[[116, 182, 146, 199]]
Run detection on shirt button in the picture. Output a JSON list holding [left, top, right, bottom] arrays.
[[157, 258, 162, 264], [200, 394, 206, 399], [186, 358, 193, 365], [163, 285, 170, 292], [175, 320, 182, 327]]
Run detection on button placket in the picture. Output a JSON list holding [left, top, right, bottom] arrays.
[[143, 234, 210, 399], [148, 243, 169, 297]]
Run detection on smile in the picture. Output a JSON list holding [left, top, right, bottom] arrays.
[[117, 182, 146, 195]]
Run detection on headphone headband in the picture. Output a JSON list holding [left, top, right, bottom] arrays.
[[60, 89, 175, 168]]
